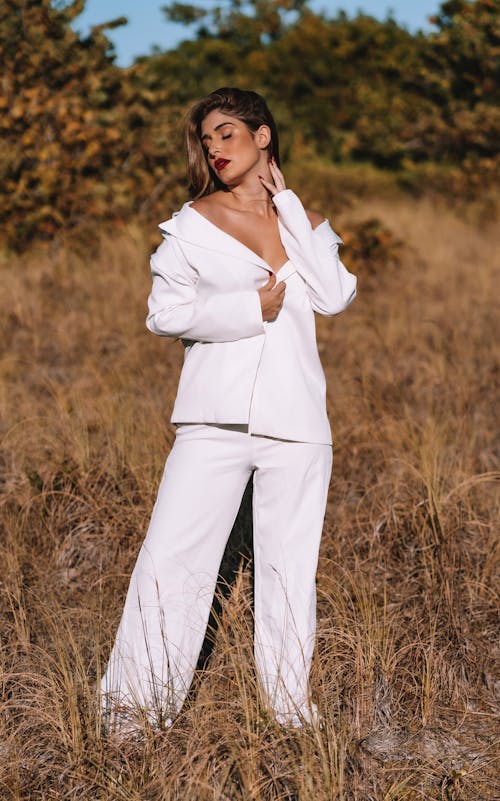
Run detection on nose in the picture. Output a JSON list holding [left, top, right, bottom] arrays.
[[208, 143, 221, 160]]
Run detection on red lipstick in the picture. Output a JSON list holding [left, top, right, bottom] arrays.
[[214, 158, 230, 171]]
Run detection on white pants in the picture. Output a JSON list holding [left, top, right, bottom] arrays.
[[100, 423, 332, 727]]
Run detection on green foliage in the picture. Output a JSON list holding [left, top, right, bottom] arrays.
[[0, 0, 498, 250], [162, 3, 207, 25], [417, 0, 500, 161], [0, 0, 185, 248], [162, 0, 310, 45]]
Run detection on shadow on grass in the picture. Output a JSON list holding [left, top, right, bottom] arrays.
[[196, 474, 254, 672]]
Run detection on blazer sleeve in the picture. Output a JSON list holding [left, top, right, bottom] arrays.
[[273, 189, 357, 316], [146, 234, 266, 342]]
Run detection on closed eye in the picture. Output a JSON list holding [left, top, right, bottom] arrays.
[[201, 130, 232, 154]]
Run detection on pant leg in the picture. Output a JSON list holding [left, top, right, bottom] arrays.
[[251, 436, 333, 726], [100, 424, 253, 726]]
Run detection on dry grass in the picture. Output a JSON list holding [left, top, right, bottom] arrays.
[[0, 191, 498, 800]]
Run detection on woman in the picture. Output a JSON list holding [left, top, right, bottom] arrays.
[[100, 87, 357, 733]]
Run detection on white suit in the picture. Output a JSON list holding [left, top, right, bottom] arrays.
[[147, 189, 357, 444], [100, 189, 356, 729]]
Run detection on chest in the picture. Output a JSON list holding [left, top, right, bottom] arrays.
[[223, 215, 289, 272], [190, 205, 288, 273]]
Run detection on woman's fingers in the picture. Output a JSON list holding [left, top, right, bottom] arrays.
[[269, 157, 286, 191], [258, 175, 278, 195], [258, 157, 287, 195], [264, 274, 285, 294], [258, 273, 286, 321]]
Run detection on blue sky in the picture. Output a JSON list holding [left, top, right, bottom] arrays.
[[70, 1, 439, 67]]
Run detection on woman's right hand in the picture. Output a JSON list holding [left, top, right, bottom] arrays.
[[258, 273, 286, 321]]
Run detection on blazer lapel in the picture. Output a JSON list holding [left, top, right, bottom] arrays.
[[159, 202, 284, 275]]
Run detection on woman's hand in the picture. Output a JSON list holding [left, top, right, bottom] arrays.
[[258, 156, 286, 197], [257, 157, 287, 321], [258, 272, 286, 321]]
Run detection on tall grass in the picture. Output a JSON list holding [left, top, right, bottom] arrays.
[[0, 191, 498, 799]]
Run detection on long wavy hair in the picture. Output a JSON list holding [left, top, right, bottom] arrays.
[[184, 87, 281, 198]]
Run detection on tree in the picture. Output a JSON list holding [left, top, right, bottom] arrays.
[[407, 0, 500, 162], [2, 0, 498, 251], [0, 0, 184, 248]]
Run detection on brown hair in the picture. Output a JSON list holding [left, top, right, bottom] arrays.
[[184, 87, 281, 198]]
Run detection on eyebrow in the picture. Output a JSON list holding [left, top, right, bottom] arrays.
[[200, 121, 235, 142]]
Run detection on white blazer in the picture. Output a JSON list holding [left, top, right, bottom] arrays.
[[146, 189, 357, 445]]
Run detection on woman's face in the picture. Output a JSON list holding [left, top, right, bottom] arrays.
[[200, 109, 270, 186]]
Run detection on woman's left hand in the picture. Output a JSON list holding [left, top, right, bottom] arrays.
[[259, 156, 286, 197]]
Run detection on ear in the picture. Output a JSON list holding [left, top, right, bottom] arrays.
[[255, 124, 272, 151]]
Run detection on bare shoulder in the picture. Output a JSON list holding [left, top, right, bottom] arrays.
[[305, 209, 326, 230], [190, 195, 210, 212], [190, 191, 225, 212]]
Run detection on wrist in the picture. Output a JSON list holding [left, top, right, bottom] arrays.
[[272, 189, 310, 230], [272, 188, 295, 204]]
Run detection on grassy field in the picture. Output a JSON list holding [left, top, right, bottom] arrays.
[[0, 189, 498, 800]]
